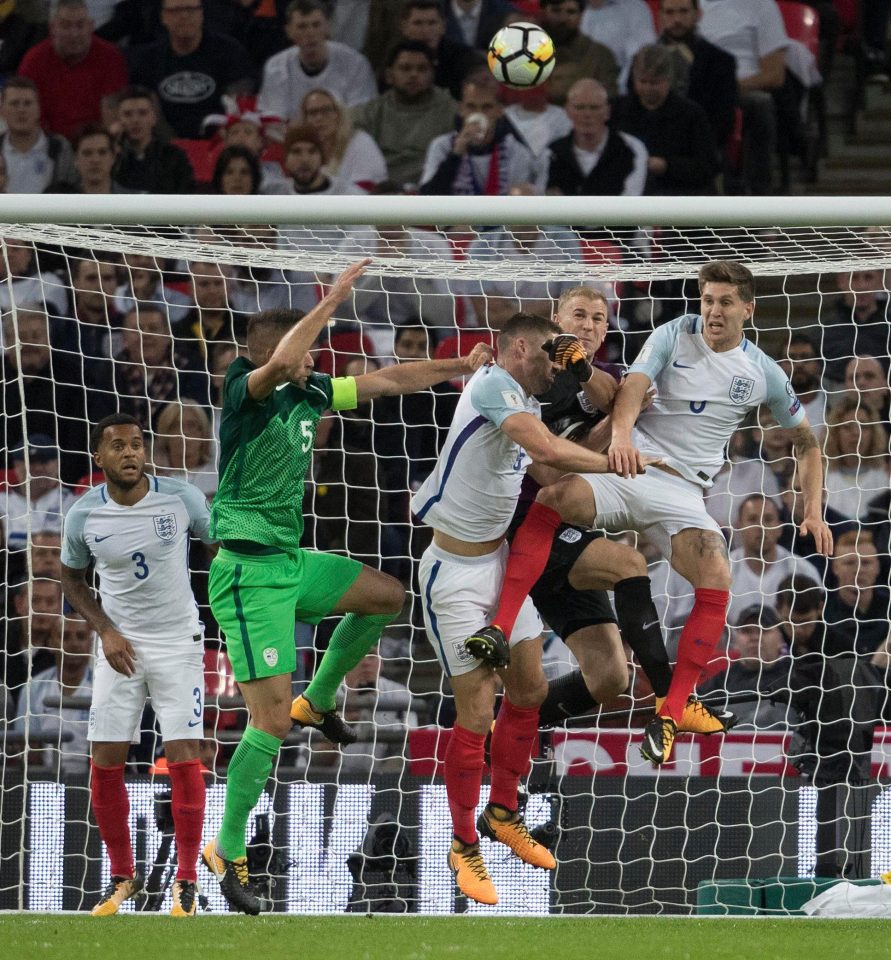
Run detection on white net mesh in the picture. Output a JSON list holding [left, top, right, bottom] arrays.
[[2, 206, 890, 915]]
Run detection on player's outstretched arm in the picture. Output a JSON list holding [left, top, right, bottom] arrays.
[[502, 411, 659, 475], [786, 420, 833, 557], [353, 341, 493, 400], [248, 258, 371, 400], [61, 563, 137, 676], [608, 372, 652, 478]]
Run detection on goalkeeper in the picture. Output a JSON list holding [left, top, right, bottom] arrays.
[[202, 259, 492, 914]]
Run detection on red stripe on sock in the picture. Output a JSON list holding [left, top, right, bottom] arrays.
[[489, 699, 540, 811], [168, 758, 206, 883], [494, 502, 561, 637], [444, 724, 486, 844], [660, 588, 729, 723], [90, 761, 134, 879]]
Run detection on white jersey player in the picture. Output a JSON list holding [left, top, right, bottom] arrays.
[[411, 312, 636, 907], [510, 261, 833, 764], [60, 413, 215, 918]]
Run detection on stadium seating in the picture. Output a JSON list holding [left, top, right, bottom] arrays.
[[779, 0, 821, 57]]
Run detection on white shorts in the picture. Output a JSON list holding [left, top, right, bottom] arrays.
[[89, 635, 205, 743], [580, 467, 723, 561], [418, 540, 543, 678]]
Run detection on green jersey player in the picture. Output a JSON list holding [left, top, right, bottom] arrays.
[[202, 258, 492, 913]]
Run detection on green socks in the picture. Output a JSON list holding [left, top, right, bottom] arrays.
[[304, 612, 395, 711], [217, 725, 282, 859]]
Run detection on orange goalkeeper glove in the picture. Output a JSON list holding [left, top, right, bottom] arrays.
[[542, 333, 593, 385]]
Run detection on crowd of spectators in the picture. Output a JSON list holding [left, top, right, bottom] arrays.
[[0, 0, 873, 201], [0, 0, 890, 781]]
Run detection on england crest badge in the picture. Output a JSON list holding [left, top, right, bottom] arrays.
[[728, 376, 755, 404], [153, 514, 178, 541]]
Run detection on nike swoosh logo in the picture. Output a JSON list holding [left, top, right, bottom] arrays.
[[187, 719, 202, 727], [94, 535, 113, 542], [642, 620, 659, 631], [672, 361, 694, 369]]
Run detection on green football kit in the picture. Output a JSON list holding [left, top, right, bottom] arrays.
[[209, 357, 363, 681]]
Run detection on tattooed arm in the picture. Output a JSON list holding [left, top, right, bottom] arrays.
[[785, 419, 833, 557]]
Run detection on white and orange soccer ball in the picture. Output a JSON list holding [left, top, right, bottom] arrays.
[[487, 22, 556, 88]]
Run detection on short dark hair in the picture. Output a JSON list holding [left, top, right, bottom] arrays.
[[91, 413, 143, 453], [246, 309, 306, 351], [282, 124, 324, 155], [386, 39, 436, 69], [285, 0, 330, 21], [787, 331, 817, 354], [698, 260, 755, 303], [73, 124, 114, 152], [394, 322, 435, 344], [399, 0, 445, 20], [212, 144, 262, 195], [735, 492, 777, 521], [123, 303, 168, 327], [541, 0, 583, 9], [776, 574, 825, 615], [2, 77, 39, 99], [497, 311, 560, 349], [116, 85, 155, 106]]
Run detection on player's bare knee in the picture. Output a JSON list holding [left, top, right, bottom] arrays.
[[91, 742, 129, 767], [165, 739, 201, 763], [576, 653, 626, 702], [598, 657, 630, 702], [705, 567, 733, 592], [252, 702, 292, 740], [264, 715, 293, 741], [453, 670, 497, 733], [377, 574, 405, 615], [505, 675, 548, 709], [695, 534, 732, 590], [455, 697, 495, 735], [536, 478, 572, 518], [676, 529, 732, 591], [614, 544, 648, 580]]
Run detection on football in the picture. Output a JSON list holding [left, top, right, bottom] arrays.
[[487, 22, 556, 88]]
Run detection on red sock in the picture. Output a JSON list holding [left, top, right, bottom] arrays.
[[489, 699, 539, 811], [494, 502, 561, 637], [168, 758, 206, 883], [444, 724, 486, 845], [90, 761, 134, 878], [660, 588, 729, 723]]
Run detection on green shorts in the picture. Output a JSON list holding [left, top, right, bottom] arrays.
[[209, 547, 363, 681]]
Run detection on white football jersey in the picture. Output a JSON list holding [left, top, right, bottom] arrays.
[[411, 365, 539, 542], [61, 475, 214, 643], [629, 315, 805, 486]]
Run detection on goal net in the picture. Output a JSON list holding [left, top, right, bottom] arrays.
[[2, 195, 890, 915]]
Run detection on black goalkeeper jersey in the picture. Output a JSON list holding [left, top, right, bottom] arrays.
[[513, 361, 623, 527]]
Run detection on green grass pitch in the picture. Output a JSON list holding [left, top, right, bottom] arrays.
[[2, 915, 889, 960]]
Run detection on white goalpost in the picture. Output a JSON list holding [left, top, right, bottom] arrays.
[[1, 194, 890, 915]]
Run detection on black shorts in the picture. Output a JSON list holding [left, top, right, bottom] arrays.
[[528, 523, 617, 640]]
